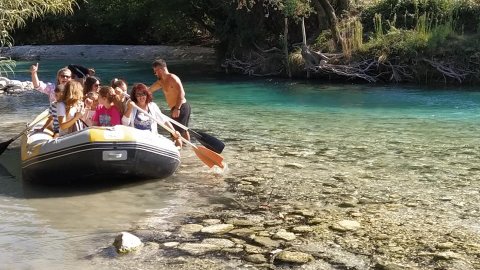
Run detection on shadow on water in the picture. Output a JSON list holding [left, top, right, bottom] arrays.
[[0, 148, 165, 199]]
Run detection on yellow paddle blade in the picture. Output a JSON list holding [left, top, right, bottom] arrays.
[[193, 146, 224, 168]]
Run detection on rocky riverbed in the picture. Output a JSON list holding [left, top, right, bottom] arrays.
[[88, 145, 480, 270]]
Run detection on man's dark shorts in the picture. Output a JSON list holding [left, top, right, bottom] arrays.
[[170, 102, 191, 132]]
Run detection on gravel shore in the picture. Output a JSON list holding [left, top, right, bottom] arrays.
[[0, 45, 215, 63]]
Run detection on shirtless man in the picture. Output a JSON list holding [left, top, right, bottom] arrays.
[[149, 59, 191, 141]]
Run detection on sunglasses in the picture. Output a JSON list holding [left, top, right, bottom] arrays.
[[60, 75, 71, 79], [135, 93, 147, 97]]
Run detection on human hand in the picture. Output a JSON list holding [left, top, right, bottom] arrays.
[[172, 108, 180, 118], [173, 131, 181, 140], [114, 87, 123, 96], [30, 63, 39, 74], [84, 98, 93, 109], [75, 104, 85, 118]]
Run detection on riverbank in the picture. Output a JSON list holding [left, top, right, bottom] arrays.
[[0, 45, 215, 64]]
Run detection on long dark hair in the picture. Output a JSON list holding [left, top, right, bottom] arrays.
[[84, 76, 100, 95]]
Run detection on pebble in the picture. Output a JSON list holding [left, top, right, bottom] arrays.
[[201, 224, 234, 234], [331, 220, 361, 232], [273, 229, 296, 241], [434, 251, 462, 260], [284, 163, 305, 169], [202, 238, 235, 248], [163, 242, 180, 248], [244, 244, 267, 254], [202, 219, 222, 225], [244, 254, 268, 264], [292, 225, 313, 233], [274, 250, 314, 264], [179, 224, 204, 236], [251, 236, 281, 248], [436, 242, 455, 250], [176, 243, 220, 255], [228, 228, 255, 238]]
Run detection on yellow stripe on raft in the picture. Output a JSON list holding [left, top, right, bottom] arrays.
[[88, 125, 136, 142]]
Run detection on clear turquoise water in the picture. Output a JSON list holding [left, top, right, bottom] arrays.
[[0, 60, 479, 268]]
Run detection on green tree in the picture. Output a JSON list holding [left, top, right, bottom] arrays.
[[0, 0, 76, 75]]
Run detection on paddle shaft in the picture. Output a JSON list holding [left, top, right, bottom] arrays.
[[0, 114, 48, 155], [12, 115, 48, 141]]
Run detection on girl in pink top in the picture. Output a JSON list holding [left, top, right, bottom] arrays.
[[92, 86, 121, 126]]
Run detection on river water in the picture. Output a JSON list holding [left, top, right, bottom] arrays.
[[0, 61, 479, 269]]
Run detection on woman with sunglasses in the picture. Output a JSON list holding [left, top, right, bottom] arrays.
[[30, 63, 72, 103], [122, 83, 182, 147], [82, 76, 101, 126]]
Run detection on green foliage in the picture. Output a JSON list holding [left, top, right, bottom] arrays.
[[314, 30, 335, 52], [338, 16, 364, 58], [0, 0, 76, 45], [361, 28, 428, 59], [362, 0, 480, 34], [0, 0, 76, 75], [0, 57, 16, 77], [13, 0, 213, 45], [374, 13, 384, 38]]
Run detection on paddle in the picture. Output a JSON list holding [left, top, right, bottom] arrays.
[[122, 92, 225, 153], [0, 114, 48, 155], [164, 115, 225, 154], [128, 102, 224, 169]]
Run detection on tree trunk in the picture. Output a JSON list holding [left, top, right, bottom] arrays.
[[301, 18, 310, 78], [284, 17, 291, 78], [312, 0, 343, 51]]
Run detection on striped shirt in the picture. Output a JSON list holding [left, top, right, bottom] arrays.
[[48, 101, 59, 133]]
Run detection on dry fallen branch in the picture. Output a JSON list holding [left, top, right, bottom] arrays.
[[422, 58, 471, 83], [222, 47, 284, 76]]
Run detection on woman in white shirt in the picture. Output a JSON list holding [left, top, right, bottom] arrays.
[[57, 81, 86, 135], [122, 83, 181, 147]]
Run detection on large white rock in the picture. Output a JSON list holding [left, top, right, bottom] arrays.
[[113, 232, 143, 253]]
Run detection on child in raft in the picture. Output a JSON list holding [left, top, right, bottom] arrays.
[[92, 86, 122, 127]]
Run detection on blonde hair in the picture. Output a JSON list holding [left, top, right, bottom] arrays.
[[63, 80, 84, 107], [98, 86, 116, 103]]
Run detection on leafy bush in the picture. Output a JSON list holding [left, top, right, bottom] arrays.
[[362, 0, 480, 34]]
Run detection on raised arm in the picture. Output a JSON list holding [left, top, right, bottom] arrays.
[[30, 63, 40, 89]]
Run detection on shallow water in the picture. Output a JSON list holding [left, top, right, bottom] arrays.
[[1, 61, 480, 268]]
